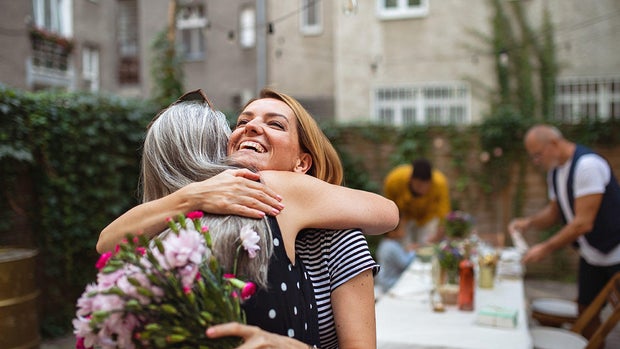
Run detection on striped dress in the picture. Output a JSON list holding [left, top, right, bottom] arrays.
[[296, 229, 379, 349]]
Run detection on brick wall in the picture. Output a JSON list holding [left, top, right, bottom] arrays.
[[338, 132, 620, 280]]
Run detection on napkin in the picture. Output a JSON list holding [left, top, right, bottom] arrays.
[[475, 305, 518, 328]]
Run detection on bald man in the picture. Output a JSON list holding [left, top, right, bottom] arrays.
[[509, 124, 620, 339]]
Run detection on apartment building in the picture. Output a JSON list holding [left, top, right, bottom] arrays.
[[1, 0, 618, 122], [0, 0, 260, 112], [268, 0, 619, 125]]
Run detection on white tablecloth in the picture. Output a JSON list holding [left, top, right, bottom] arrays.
[[376, 259, 533, 349]]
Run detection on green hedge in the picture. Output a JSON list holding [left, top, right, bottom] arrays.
[[0, 85, 158, 337]]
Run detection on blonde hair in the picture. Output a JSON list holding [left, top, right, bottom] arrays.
[[142, 97, 272, 287], [243, 88, 344, 185]]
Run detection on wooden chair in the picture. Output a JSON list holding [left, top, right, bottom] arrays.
[[531, 272, 620, 349]]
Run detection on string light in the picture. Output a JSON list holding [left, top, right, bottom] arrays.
[[343, 0, 358, 15]]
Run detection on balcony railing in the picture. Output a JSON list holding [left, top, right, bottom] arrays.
[[28, 27, 75, 89], [30, 34, 72, 71]]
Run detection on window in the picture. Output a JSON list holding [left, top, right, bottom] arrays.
[[82, 46, 99, 92], [32, 0, 73, 36], [239, 7, 255, 48], [374, 82, 470, 126], [117, 0, 139, 84], [554, 77, 620, 122], [377, 0, 429, 20], [30, 0, 73, 77], [177, 3, 207, 60], [300, 0, 322, 35]]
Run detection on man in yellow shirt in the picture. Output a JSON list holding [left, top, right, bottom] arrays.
[[383, 158, 451, 246]]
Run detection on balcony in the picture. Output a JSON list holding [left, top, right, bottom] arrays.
[[27, 27, 75, 90]]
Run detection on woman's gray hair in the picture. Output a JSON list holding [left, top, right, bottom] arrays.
[[141, 100, 231, 202], [143, 98, 273, 287]]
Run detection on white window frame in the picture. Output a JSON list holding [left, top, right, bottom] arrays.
[[300, 0, 322, 36], [82, 46, 99, 92], [373, 82, 471, 126], [239, 6, 256, 48], [376, 0, 429, 21], [32, 0, 73, 36], [177, 3, 208, 61], [554, 76, 620, 123]]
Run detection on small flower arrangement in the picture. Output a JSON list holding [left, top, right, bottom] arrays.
[[435, 239, 463, 271], [73, 211, 259, 349], [444, 210, 474, 239], [29, 26, 74, 53]]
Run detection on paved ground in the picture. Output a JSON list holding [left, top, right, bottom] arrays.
[[42, 278, 619, 348]]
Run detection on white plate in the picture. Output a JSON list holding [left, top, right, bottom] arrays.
[[531, 327, 587, 349], [531, 298, 578, 317]]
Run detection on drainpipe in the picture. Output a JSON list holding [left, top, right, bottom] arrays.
[[256, 0, 266, 95]]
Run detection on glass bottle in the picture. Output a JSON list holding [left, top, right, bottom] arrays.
[[458, 245, 475, 311]]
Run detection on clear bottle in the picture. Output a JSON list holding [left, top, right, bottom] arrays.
[[458, 245, 475, 311]]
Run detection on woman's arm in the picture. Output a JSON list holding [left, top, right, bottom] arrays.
[[331, 269, 377, 349], [260, 171, 398, 236], [96, 169, 283, 253]]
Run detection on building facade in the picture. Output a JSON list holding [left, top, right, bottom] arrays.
[[0, 0, 618, 122]]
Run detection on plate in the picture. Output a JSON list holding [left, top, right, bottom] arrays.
[[531, 298, 578, 317], [530, 327, 587, 349]]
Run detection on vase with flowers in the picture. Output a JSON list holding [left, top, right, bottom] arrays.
[[435, 239, 463, 285], [444, 210, 474, 239]]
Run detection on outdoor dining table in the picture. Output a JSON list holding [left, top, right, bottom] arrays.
[[375, 250, 533, 349]]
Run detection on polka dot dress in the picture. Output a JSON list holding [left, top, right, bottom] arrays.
[[242, 216, 319, 345]]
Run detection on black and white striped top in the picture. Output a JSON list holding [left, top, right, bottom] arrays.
[[296, 229, 379, 349]]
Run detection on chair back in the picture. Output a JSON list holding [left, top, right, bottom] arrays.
[[571, 272, 620, 349]]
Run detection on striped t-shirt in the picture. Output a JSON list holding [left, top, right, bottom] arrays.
[[296, 228, 379, 349]]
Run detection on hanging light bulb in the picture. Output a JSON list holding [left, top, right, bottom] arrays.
[[343, 0, 358, 15]]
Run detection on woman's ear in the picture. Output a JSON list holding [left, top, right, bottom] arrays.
[[293, 153, 312, 174]]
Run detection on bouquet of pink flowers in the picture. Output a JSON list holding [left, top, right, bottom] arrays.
[[73, 212, 259, 349]]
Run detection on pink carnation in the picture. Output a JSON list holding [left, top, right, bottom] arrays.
[[239, 224, 260, 259], [186, 211, 204, 219], [241, 282, 257, 300], [161, 228, 206, 268], [95, 252, 112, 270]]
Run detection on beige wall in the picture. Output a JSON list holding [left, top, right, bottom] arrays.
[[334, 0, 495, 123], [265, 0, 335, 119], [181, 0, 257, 112], [270, 0, 619, 123], [0, 1, 33, 90], [524, 0, 620, 78], [73, 0, 118, 93]]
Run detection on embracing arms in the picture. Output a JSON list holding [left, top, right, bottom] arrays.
[[97, 169, 398, 253], [260, 170, 398, 235], [96, 169, 283, 253]]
